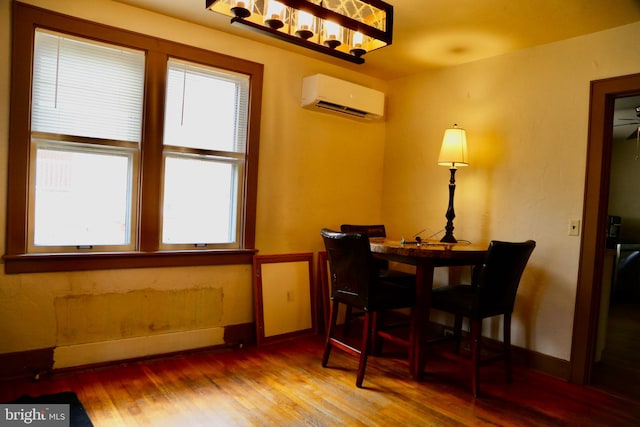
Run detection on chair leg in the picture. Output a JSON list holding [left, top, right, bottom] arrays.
[[343, 305, 353, 336], [453, 313, 463, 354], [504, 313, 512, 384], [322, 300, 340, 367], [371, 311, 383, 355], [356, 312, 373, 388], [470, 318, 482, 397]]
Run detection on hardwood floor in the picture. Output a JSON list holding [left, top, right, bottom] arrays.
[[1, 333, 639, 426]]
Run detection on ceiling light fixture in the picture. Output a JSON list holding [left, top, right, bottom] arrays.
[[206, 0, 393, 64]]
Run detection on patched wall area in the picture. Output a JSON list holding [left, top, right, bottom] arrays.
[[55, 288, 224, 345]]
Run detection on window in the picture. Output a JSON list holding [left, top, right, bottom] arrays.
[[29, 30, 143, 253], [5, 3, 263, 273], [161, 60, 249, 249]]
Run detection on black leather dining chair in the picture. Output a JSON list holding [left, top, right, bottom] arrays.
[[340, 224, 416, 338], [339, 224, 416, 284], [320, 228, 416, 388], [430, 239, 536, 397], [339, 224, 416, 336]]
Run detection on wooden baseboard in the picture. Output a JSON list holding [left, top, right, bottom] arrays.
[[0, 323, 256, 380], [430, 322, 571, 380], [223, 322, 256, 347], [0, 347, 54, 381], [511, 345, 571, 380], [0, 322, 570, 383]]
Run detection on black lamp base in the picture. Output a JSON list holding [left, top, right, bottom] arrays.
[[440, 233, 457, 243], [441, 167, 458, 244]]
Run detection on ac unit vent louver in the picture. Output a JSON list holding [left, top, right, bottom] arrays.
[[315, 101, 369, 118]]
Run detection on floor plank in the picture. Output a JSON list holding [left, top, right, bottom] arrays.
[[1, 334, 639, 426]]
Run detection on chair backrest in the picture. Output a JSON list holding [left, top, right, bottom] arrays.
[[340, 224, 387, 238], [320, 228, 378, 310], [340, 224, 389, 270], [475, 240, 536, 315]]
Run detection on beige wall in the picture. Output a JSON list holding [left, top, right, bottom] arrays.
[[384, 21, 640, 360], [2, 0, 640, 368], [0, 0, 387, 365]]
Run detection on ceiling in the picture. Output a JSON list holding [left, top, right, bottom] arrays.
[[116, 0, 640, 139], [117, 0, 640, 80]]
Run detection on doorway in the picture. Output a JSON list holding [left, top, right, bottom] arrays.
[[591, 95, 640, 400], [570, 72, 640, 399]]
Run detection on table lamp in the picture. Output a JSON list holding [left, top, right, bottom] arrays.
[[438, 124, 469, 243]]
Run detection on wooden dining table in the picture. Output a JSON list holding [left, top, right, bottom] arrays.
[[369, 239, 488, 380]]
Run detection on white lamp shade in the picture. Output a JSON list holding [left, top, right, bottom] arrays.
[[438, 125, 469, 167]]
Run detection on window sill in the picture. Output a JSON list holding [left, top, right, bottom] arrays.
[[3, 249, 258, 274]]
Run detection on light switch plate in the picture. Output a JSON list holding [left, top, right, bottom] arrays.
[[569, 219, 581, 236]]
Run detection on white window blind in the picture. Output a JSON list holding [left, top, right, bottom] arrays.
[[32, 29, 145, 143], [164, 59, 249, 152]]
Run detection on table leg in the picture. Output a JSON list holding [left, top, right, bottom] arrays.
[[410, 259, 435, 380]]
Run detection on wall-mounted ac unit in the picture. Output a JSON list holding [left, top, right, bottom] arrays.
[[301, 74, 385, 121]]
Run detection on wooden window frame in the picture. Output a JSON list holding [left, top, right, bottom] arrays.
[[4, 3, 263, 273]]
